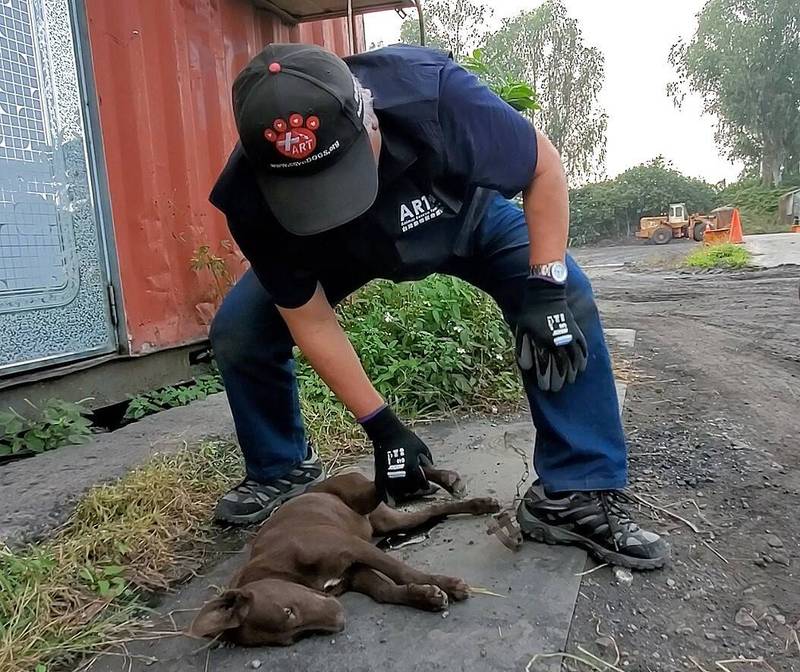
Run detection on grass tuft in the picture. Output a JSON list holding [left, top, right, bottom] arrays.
[[685, 243, 751, 269], [0, 440, 243, 672]]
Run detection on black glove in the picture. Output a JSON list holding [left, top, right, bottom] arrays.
[[361, 406, 433, 505], [515, 277, 588, 392]]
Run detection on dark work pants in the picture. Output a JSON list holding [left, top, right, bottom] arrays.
[[210, 196, 627, 493]]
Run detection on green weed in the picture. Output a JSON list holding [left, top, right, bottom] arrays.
[[124, 373, 225, 421], [0, 399, 92, 457], [685, 243, 751, 269]]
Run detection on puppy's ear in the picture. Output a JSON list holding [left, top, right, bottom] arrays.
[[189, 589, 251, 638]]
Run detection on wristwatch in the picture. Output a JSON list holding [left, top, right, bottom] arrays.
[[529, 260, 568, 285]]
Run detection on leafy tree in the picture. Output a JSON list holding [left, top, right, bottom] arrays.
[[569, 158, 718, 245], [669, 0, 800, 186], [399, 0, 491, 60], [482, 1, 607, 185]]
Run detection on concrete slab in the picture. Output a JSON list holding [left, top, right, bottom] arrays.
[[88, 374, 631, 672], [90, 418, 587, 672], [744, 232, 800, 267]]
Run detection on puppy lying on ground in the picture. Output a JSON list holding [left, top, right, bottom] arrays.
[[190, 467, 499, 646]]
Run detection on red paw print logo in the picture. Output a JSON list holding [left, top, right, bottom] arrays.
[[264, 114, 320, 160]]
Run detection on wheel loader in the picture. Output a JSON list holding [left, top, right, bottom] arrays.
[[636, 203, 720, 245]]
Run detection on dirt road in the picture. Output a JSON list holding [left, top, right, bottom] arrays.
[[567, 243, 800, 671]]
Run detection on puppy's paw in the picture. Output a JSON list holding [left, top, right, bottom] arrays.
[[432, 575, 470, 601], [408, 584, 449, 611], [467, 497, 501, 515]]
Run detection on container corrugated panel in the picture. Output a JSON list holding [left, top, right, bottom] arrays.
[[84, 0, 360, 354]]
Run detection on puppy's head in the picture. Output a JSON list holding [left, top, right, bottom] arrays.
[[189, 579, 345, 646]]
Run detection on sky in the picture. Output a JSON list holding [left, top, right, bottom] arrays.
[[363, 0, 743, 184]]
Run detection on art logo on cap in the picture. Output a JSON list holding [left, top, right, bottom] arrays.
[[264, 114, 320, 160]]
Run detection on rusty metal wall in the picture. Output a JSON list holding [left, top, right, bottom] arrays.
[[84, 0, 361, 354]]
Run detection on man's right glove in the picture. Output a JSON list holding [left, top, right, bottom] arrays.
[[361, 406, 434, 506], [515, 277, 588, 393]]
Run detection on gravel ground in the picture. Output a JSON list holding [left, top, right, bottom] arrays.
[[565, 243, 800, 672]]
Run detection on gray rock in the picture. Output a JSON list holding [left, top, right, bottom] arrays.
[[248, 661, 262, 670], [666, 578, 676, 588], [772, 552, 791, 567], [614, 567, 634, 586], [735, 608, 759, 630], [704, 632, 717, 641], [766, 534, 784, 548]]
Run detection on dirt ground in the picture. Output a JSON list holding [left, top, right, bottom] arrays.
[[567, 241, 800, 672]]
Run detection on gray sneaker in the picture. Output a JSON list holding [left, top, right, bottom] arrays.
[[517, 482, 669, 570], [215, 447, 325, 525]]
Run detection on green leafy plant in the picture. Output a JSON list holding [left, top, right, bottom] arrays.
[[190, 240, 236, 305], [462, 48, 539, 112], [685, 243, 751, 270], [123, 373, 225, 421], [0, 399, 92, 457]]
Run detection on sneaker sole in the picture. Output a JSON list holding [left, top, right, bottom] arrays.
[[516, 505, 668, 571], [215, 470, 326, 526]]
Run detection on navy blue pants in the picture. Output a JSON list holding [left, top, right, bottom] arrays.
[[211, 197, 628, 493]]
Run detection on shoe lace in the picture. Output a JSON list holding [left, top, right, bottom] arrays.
[[598, 491, 637, 551]]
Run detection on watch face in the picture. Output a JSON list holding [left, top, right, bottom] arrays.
[[551, 261, 568, 284]]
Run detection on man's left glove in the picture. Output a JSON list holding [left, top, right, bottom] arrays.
[[516, 277, 588, 392], [361, 406, 434, 506]]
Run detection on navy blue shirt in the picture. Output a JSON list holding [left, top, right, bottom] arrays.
[[210, 46, 538, 308]]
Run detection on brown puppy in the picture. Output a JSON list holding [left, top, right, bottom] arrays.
[[190, 467, 499, 646]]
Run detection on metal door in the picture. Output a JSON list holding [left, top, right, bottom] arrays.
[[0, 0, 116, 375]]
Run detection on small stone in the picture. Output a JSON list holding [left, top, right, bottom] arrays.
[[480, 648, 487, 658], [442, 610, 450, 619], [772, 552, 791, 567], [704, 632, 717, 641], [766, 534, 783, 548], [675, 626, 694, 636], [735, 608, 759, 630], [743, 586, 757, 595], [754, 557, 767, 567], [666, 578, 677, 588], [614, 567, 633, 586], [330, 639, 336, 645], [248, 661, 262, 670], [660, 634, 668, 641], [775, 614, 787, 625], [741, 499, 750, 509], [379, 638, 387, 644]]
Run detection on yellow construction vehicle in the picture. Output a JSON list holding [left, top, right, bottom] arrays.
[[636, 203, 718, 245]]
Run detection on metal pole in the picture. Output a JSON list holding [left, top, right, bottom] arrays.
[[414, 0, 425, 46]]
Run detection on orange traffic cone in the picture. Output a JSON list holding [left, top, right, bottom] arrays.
[[729, 208, 744, 244]]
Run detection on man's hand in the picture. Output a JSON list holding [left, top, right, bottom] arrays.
[[361, 406, 434, 505], [516, 278, 588, 392]]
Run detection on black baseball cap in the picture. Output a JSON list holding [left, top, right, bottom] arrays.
[[233, 44, 378, 236]]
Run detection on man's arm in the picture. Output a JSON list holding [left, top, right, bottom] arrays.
[[279, 285, 433, 504], [277, 283, 384, 419], [523, 129, 569, 265]]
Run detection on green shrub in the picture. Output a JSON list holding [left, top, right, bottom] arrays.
[[715, 178, 800, 234], [296, 276, 521, 449], [685, 243, 751, 269]]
